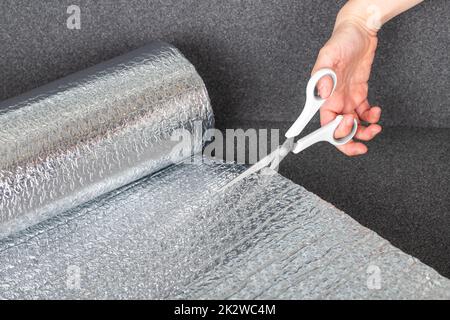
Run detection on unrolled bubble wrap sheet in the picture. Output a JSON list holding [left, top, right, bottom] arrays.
[[0, 42, 449, 299], [1, 158, 450, 299]]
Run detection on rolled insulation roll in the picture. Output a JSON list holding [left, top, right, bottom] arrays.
[[0, 41, 213, 238]]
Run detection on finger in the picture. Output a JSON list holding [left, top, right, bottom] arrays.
[[337, 141, 368, 156], [320, 109, 338, 126], [356, 102, 382, 124], [320, 111, 368, 156], [359, 106, 381, 123], [354, 123, 382, 141], [334, 114, 355, 139]]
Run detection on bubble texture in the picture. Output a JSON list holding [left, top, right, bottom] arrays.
[[0, 157, 449, 299], [0, 42, 213, 238], [0, 41, 448, 299]]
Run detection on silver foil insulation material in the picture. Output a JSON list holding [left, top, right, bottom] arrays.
[[0, 42, 449, 299], [0, 42, 213, 238], [0, 157, 449, 299]]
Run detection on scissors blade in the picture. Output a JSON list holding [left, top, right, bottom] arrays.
[[220, 148, 280, 191], [268, 138, 294, 170]]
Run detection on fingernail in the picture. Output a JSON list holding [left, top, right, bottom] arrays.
[[345, 117, 354, 126]]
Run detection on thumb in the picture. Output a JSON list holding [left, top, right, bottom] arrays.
[[311, 47, 336, 99]]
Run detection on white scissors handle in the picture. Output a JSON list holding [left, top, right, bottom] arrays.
[[292, 115, 357, 154], [220, 69, 358, 191], [285, 68, 338, 139]]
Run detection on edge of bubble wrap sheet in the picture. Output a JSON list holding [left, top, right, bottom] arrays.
[[0, 156, 449, 299]]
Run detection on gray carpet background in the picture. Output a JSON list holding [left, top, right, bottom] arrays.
[[0, 0, 449, 128]]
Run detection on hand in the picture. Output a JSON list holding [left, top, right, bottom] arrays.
[[312, 20, 382, 156]]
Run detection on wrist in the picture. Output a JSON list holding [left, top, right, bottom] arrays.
[[335, 0, 424, 35], [335, 0, 384, 36]]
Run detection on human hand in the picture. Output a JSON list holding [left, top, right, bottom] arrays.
[[313, 18, 382, 156]]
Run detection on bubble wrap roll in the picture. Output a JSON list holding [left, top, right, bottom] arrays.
[[0, 42, 213, 238]]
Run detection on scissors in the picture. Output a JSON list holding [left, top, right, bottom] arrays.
[[222, 68, 358, 190]]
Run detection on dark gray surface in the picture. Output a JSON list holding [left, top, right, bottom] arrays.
[[225, 120, 450, 279], [0, 0, 449, 128]]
